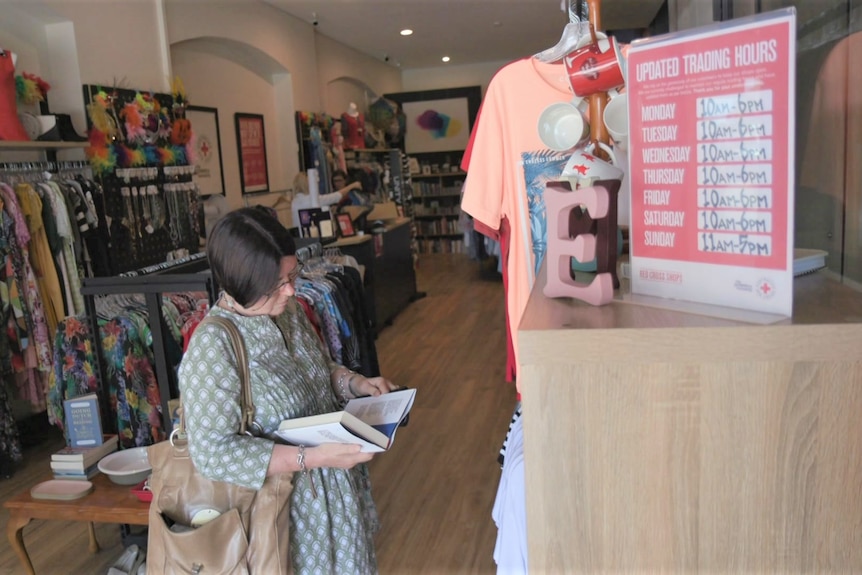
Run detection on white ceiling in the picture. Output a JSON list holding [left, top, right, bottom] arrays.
[[263, 0, 666, 69]]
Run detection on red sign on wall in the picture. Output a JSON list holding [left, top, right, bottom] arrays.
[[235, 113, 269, 194]]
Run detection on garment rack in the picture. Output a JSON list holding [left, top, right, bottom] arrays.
[[1, 160, 92, 174], [80, 252, 217, 437]]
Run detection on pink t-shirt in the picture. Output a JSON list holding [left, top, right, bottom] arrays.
[[461, 58, 573, 390]]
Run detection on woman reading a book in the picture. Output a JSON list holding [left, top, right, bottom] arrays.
[[178, 207, 398, 574]]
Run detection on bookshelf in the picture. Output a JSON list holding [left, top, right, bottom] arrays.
[[405, 138, 467, 256], [410, 172, 465, 254]]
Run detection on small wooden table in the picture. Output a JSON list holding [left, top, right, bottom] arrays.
[[4, 474, 149, 575]]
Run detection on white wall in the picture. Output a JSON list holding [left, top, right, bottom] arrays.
[[401, 60, 510, 94], [171, 47, 290, 202], [315, 34, 402, 117], [165, 0, 320, 110]]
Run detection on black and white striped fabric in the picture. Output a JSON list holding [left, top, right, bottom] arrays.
[[498, 401, 522, 467]]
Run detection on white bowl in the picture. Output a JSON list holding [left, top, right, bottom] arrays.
[[97, 447, 152, 485]]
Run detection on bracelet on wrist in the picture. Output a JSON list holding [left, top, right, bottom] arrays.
[[347, 373, 360, 397], [297, 444, 307, 473], [297, 445, 318, 498], [336, 369, 355, 399]]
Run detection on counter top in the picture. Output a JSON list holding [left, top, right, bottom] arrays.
[[331, 217, 412, 248], [519, 260, 862, 365]]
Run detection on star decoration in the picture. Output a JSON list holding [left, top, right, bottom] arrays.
[[581, 153, 596, 162], [572, 163, 589, 175]]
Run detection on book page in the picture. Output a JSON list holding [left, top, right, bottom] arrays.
[[345, 389, 416, 438]]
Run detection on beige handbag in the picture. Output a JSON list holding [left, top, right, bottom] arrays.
[[146, 315, 293, 574]]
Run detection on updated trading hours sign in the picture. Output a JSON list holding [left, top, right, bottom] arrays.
[[627, 8, 796, 317]]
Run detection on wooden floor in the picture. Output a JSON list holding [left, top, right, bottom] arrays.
[[0, 252, 517, 574]]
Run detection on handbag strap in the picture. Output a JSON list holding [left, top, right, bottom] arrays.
[[178, 315, 256, 436]]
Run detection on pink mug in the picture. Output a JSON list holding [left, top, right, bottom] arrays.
[[564, 36, 626, 97]]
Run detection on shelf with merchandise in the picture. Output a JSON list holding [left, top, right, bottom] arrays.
[[406, 152, 465, 255]]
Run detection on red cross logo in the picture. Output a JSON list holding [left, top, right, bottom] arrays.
[[757, 279, 775, 298], [199, 137, 211, 160]]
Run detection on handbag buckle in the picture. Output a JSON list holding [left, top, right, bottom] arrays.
[[169, 428, 187, 446], [243, 422, 264, 437]]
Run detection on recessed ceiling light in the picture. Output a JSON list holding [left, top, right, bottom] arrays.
[[400, 29, 413, 36], [442, 56, 450, 63]]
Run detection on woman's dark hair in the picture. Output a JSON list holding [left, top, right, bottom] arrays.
[[207, 207, 296, 306]]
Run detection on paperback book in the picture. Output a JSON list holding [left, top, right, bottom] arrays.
[[63, 393, 103, 448], [51, 435, 119, 471], [275, 388, 416, 453], [52, 462, 100, 481]]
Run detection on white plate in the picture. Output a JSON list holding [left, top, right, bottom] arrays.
[[97, 447, 152, 485], [31, 479, 94, 500]]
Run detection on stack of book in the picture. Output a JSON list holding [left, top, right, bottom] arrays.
[[50, 435, 119, 480]]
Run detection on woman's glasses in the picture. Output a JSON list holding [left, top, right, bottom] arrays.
[[263, 261, 305, 299]]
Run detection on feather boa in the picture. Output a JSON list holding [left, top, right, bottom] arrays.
[[15, 72, 50, 104], [121, 102, 146, 144], [143, 145, 161, 165], [87, 91, 117, 139], [170, 145, 187, 166], [157, 146, 176, 165], [86, 145, 117, 175], [184, 132, 198, 166]]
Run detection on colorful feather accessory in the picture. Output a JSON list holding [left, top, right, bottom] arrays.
[[87, 90, 118, 139], [85, 145, 117, 175], [143, 145, 161, 165], [121, 101, 146, 144], [15, 72, 50, 104], [157, 146, 176, 165]]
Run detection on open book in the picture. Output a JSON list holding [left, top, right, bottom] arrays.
[[275, 388, 416, 453]]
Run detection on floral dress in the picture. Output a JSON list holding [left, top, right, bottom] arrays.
[[178, 301, 380, 574]]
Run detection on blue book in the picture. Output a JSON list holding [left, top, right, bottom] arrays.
[[63, 393, 104, 448], [53, 463, 100, 480]]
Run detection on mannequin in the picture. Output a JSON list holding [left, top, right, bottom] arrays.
[[341, 102, 366, 150], [330, 121, 347, 172], [0, 49, 31, 141]]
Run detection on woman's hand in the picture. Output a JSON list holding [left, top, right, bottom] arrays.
[[309, 443, 373, 470], [350, 375, 397, 397]]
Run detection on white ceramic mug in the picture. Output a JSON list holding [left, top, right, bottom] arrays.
[[537, 100, 590, 152], [562, 141, 624, 184], [603, 92, 628, 152]]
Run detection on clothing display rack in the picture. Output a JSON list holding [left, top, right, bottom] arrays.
[[0, 160, 91, 175], [80, 252, 217, 436], [296, 238, 323, 262]]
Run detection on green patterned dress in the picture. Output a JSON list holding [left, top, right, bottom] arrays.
[[178, 302, 379, 574]]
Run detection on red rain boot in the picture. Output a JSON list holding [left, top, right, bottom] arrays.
[[0, 50, 31, 141]]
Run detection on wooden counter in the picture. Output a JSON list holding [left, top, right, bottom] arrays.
[[518, 264, 862, 573]]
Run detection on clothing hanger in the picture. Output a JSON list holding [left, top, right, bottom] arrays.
[[533, 0, 591, 63], [271, 190, 291, 209]]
